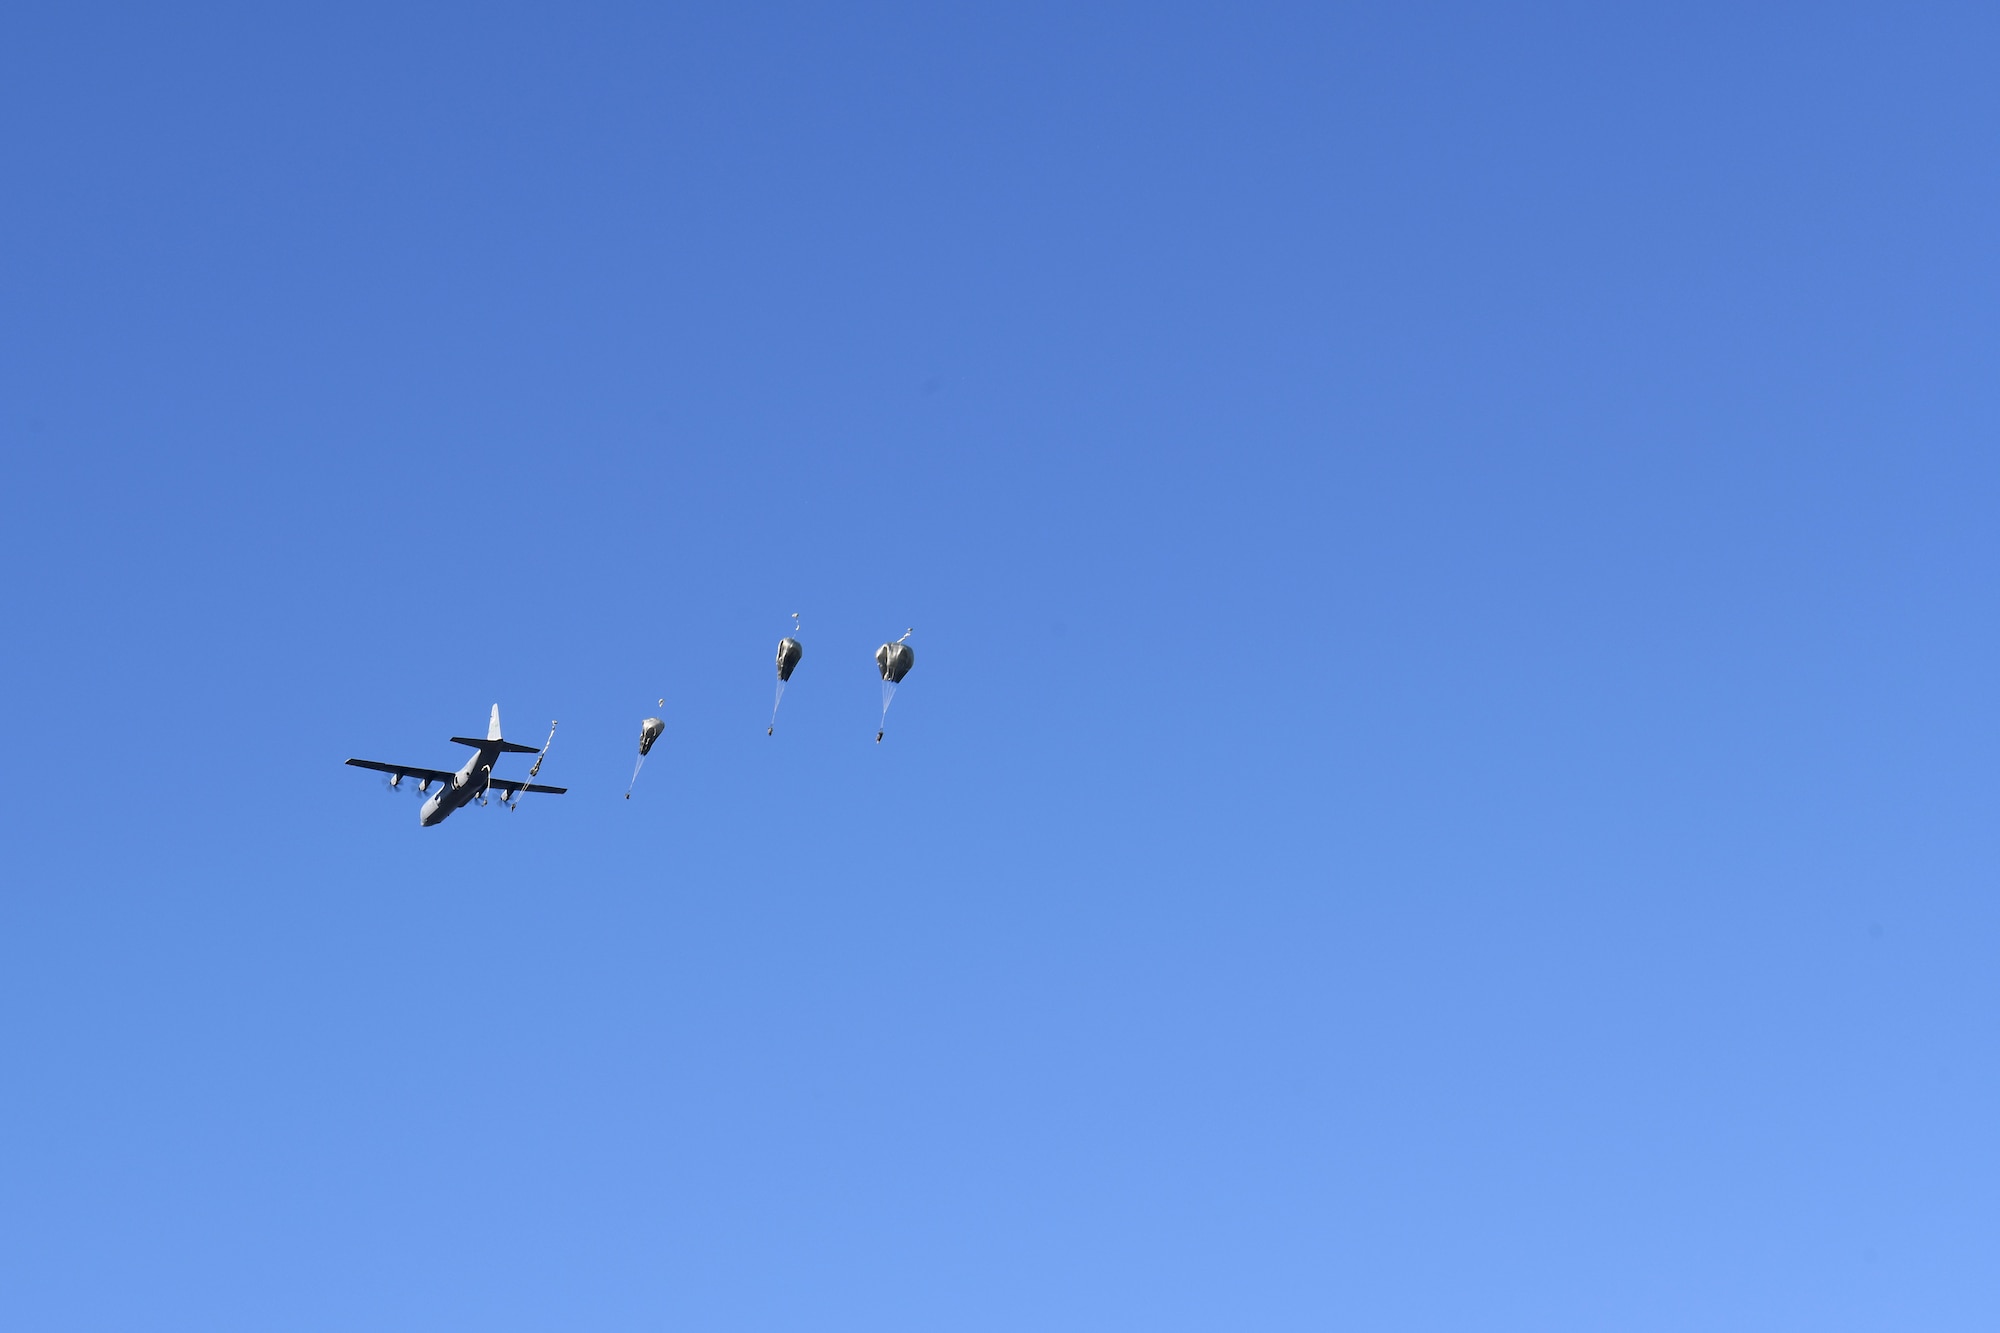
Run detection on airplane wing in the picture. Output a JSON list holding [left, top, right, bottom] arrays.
[[487, 778, 568, 797], [346, 758, 459, 784]]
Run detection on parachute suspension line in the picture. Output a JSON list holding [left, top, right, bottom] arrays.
[[769, 680, 786, 735], [628, 753, 646, 797], [877, 679, 897, 743], [509, 720, 558, 810]]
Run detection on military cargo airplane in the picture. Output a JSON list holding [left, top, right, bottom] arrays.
[[346, 705, 565, 826]]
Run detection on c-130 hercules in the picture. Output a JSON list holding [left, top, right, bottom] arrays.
[[346, 705, 564, 826]]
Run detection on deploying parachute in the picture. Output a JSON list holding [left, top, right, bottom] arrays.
[[770, 613, 803, 735], [627, 706, 664, 799], [875, 628, 915, 742], [505, 719, 559, 812]]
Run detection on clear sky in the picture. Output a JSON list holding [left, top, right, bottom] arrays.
[[3, 4, 1997, 1328]]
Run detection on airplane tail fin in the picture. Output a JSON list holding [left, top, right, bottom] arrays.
[[448, 704, 542, 752]]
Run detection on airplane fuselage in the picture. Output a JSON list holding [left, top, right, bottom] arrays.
[[420, 742, 506, 826]]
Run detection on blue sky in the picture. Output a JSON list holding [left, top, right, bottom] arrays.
[[3, 3, 1998, 1328]]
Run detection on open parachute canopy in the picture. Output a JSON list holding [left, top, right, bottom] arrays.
[[875, 639, 914, 683], [875, 629, 914, 741]]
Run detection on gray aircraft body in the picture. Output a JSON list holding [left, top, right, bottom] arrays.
[[347, 705, 565, 825]]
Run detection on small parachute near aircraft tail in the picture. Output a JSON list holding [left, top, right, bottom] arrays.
[[770, 613, 803, 735], [875, 629, 915, 742], [505, 720, 559, 812], [627, 705, 664, 799]]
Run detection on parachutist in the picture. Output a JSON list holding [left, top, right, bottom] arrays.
[[875, 629, 915, 740], [770, 615, 804, 734], [628, 716, 665, 798]]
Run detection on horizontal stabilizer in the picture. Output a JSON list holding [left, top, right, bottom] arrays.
[[450, 737, 543, 753], [488, 779, 568, 796]]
